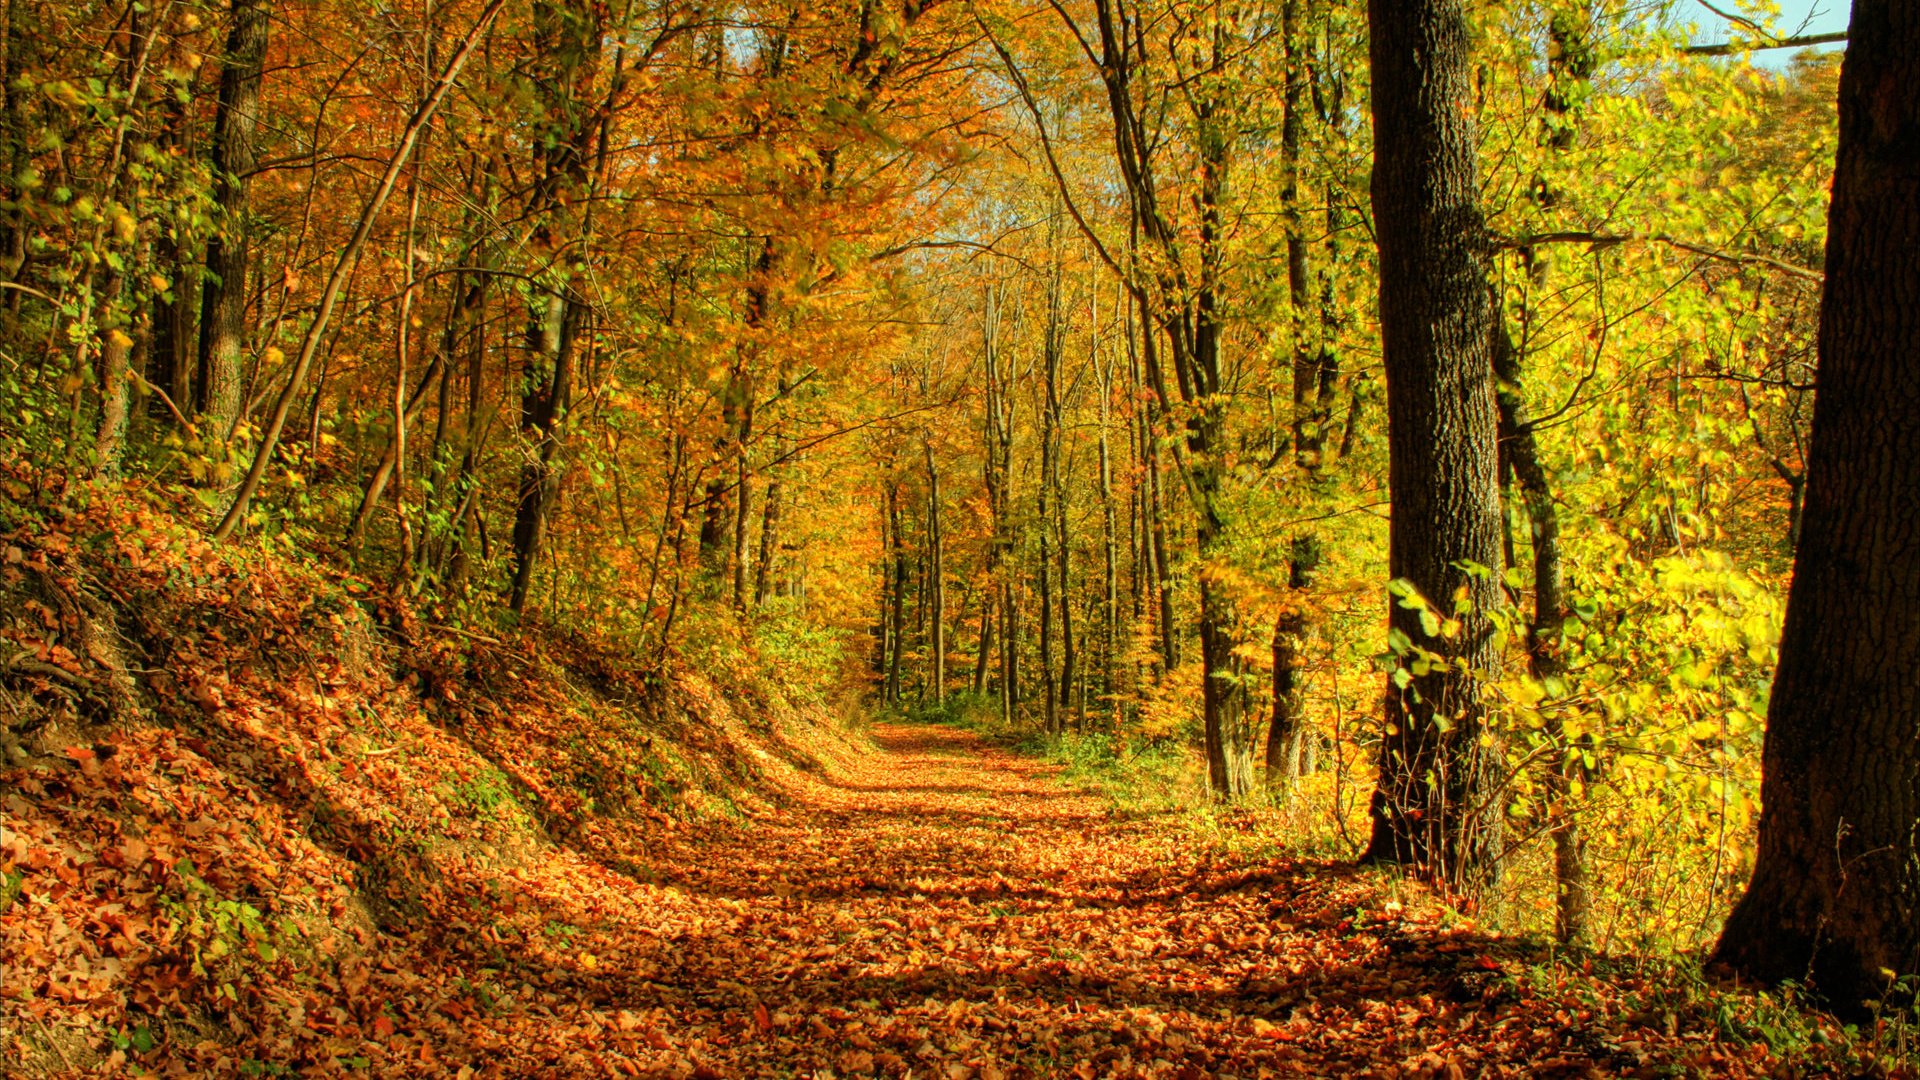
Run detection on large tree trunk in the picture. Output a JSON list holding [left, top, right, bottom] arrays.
[[1360, 0, 1507, 889], [195, 0, 269, 441], [501, 0, 602, 606], [1712, 0, 1920, 1018]]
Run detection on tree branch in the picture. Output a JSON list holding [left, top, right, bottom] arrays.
[[1685, 30, 1846, 56], [1499, 230, 1822, 284]]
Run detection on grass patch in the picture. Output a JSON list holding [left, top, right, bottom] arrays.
[[904, 691, 1198, 813]]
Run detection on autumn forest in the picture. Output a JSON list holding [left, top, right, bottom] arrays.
[[1, 0, 1917, 1072]]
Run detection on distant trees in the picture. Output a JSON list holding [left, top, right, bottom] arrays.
[[1713, 0, 1920, 1018]]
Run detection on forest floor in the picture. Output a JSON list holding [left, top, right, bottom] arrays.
[[506, 720, 1820, 1080]]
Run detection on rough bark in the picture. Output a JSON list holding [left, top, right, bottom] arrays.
[[1360, 0, 1507, 888], [195, 0, 269, 440], [1713, 0, 1920, 1018]]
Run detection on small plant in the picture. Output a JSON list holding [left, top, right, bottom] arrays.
[[1871, 970, 1920, 1062], [447, 766, 519, 819], [159, 859, 305, 1008]]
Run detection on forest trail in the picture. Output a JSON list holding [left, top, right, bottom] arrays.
[[541, 722, 1720, 1078]]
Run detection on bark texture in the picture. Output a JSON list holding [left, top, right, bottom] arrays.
[[1712, 0, 1920, 1017], [195, 0, 269, 439], [1360, 0, 1507, 887]]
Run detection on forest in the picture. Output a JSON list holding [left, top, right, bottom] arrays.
[[0, 0, 1916, 1072]]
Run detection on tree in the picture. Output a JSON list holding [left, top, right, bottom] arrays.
[[195, 0, 268, 441], [1359, 0, 1506, 887], [1712, 0, 1920, 1018]]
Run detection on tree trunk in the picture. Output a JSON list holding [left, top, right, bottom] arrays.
[[196, 0, 269, 441], [1144, 409, 1177, 674], [698, 372, 742, 572], [1494, 314, 1586, 941], [1266, 535, 1321, 797], [1713, 0, 1920, 1017], [925, 442, 945, 703], [347, 351, 447, 554], [1281, 0, 1321, 469], [1056, 424, 1075, 718], [1508, 4, 1594, 946], [972, 607, 993, 696], [146, 88, 195, 427], [508, 293, 582, 613], [886, 481, 907, 703], [1038, 388, 1057, 732], [1098, 337, 1119, 713], [754, 468, 783, 606], [732, 444, 752, 611], [1360, 0, 1507, 889], [90, 271, 134, 475], [1000, 576, 1019, 725]]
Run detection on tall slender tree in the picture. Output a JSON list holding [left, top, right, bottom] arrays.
[[196, 0, 269, 441]]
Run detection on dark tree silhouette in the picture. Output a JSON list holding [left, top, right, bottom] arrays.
[[1712, 0, 1920, 1018]]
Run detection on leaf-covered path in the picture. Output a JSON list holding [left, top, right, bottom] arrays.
[[518, 723, 1761, 1078]]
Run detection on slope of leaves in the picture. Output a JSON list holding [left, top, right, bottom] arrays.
[[2, 476, 1906, 1078]]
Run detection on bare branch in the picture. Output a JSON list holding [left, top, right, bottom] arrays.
[[1685, 29, 1846, 56]]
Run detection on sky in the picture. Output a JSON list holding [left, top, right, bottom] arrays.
[[1688, 0, 1851, 68]]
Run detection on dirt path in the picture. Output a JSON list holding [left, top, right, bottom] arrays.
[[495, 723, 1730, 1078]]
